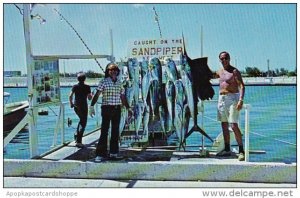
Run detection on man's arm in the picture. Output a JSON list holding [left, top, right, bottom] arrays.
[[90, 90, 100, 106], [120, 94, 130, 109], [89, 89, 101, 117], [69, 91, 74, 108], [233, 69, 245, 101], [233, 69, 245, 111]]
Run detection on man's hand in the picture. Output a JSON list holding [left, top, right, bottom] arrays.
[[128, 108, 133, 117], [236, 100, 243, 111], [89, 106, 95, 117], [126, 108, 134, 124]]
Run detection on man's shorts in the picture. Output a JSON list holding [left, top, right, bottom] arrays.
[[217, 93, 240, 123]]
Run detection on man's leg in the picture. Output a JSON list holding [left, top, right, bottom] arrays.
[[96, 106, 110, 157], [221, 122, 231, 151], [110, 107, 121, 155], [231, 123, 244, 153]]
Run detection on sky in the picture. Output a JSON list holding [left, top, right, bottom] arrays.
[[3, 3, 297, 75]]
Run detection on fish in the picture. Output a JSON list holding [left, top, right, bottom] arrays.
[[141, 57, 149, 79], [149, 79, 160, 117], [180, 69, 195, 122], [165, 80, 175, 131], [125, 80, 135, 107], [128, 58, 139, 81], [180, 36, 214, 142], [143, 104, 150, 136], [164, 57, 178, 82], [180, 104, 191, 149], [149, 57, 162, 85], [190, 57, 215, 101], [133, 100, 145, 136], [180, 49, 214, 142], [159, 106, 167, 135], [174, 80, 185, 142], [118, 61, 129, 83], [141, 70, 151, 104], [119, 106, 128, 135], [128, 57, 140, 103]]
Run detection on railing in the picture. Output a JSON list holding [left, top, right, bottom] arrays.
[[50, 101, 101, 147], [3, 101, 102, 159], [4, 99, 251, 161], [197, 100, 251, 162]]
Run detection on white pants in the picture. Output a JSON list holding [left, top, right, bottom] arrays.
[[217, 93, 240, 123]]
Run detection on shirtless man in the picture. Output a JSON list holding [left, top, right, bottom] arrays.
[[215, 51, 245, 161]]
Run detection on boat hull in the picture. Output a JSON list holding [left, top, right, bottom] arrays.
[[3, 101, 29, 136]]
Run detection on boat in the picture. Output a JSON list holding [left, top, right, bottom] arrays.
[[38, 108, 49, 116], [3, 92, 29, 135]]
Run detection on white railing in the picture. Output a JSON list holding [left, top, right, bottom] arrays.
[[198, 100, 251, 162], [4, 99, 250, 161], [3, 101, 102, 158], [51, 101, 101, 148]]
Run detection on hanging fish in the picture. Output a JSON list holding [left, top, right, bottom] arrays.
[[125, 80, 135, 108], [141, 57, 149, 79], [133, 100, 145, 137], [164, 57, 178, 82], [119, 106, 128, 134], [128, 57, 140, 103], [181, 36, 213, 142], [174, 80, 185, 142], [182, 104, 191, 143], [159, 106, 167, 135], [149, 57, 162, 85], [165, 80, 175, 131], [149, 79, 160, 117], [143, 104, 150, 136], [118, 61, 129, 83], [141, 70, 151, 104], [180, 69, 194, 122], [190, 57, 215, 101]]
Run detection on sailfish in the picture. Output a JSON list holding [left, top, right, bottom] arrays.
[[181, 34, 215, 142]]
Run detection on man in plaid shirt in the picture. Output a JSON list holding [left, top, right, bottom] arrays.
[[89, 63, 130, 162]]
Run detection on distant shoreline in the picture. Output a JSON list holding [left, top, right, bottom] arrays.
[[3, 76, 297, 88]]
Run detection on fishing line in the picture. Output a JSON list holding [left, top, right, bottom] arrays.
[[14, 4, 23, 15], [47, 106, 58, 116], [153, 6, 162, 38], [274, 138, 296, 146], [203, 115, 296, 147], [52, 8, 105, 73], [250, 131, 296, 146]]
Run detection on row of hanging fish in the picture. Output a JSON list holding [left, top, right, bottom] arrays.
[[118, 53, 215, 145]]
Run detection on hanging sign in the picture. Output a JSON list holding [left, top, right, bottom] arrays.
[[127, 38, 183, 61], [32, 59, 61, 106]]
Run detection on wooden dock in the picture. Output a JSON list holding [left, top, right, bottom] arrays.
[[4, 130, 296, 185]]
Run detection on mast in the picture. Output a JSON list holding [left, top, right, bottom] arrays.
[[201, 25, 203, 57], [267, 59, 270, 77], [23, 4, 38, 157]]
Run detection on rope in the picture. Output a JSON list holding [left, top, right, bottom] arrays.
[[53, 8, 105, 73]]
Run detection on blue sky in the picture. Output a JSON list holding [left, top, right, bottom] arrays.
[[3, 3, 296, 74]]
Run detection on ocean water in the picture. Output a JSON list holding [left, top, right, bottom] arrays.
[[3, 85, 296, 163]]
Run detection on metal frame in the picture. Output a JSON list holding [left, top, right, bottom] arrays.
[[8, 4, 114, 158]]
